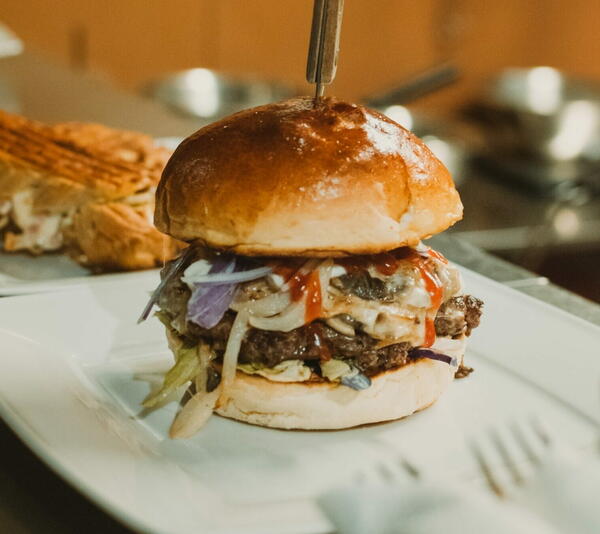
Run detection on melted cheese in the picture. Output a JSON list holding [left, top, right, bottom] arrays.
[[323, 257, 460, 346]]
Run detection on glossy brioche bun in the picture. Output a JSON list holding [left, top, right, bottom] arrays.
[[215, 336, 465, 430], [155, 97, 463, 257]]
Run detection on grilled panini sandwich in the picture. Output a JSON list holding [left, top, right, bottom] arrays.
[[0, 110, 181, 271]]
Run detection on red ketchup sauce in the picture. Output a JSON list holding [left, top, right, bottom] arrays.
[[271, 262, 301, 282], [273, 264, 323, 324], [407, 253, 444, 347], [392, 247, 444, 347], [372, 252, 399, 275]]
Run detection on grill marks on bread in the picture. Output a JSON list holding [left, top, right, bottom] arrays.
[[0, 110, 180, 269], [0, 111, 167, 201]]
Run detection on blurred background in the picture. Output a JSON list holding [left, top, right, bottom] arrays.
[[1, 0, 600, 302], [4, 0, 600, 110]]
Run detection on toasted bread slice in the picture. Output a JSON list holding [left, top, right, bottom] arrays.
[[66, 201, 180, 271], [0, 110, 182, 270]]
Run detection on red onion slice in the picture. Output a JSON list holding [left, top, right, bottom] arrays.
[[411, 348, 457, 366], [187, 283, 238, 329], [187, 256, 237, 329]]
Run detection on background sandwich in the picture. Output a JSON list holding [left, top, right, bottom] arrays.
[[0, 110, 182, 271]]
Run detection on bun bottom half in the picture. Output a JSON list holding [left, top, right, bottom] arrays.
[[215, 336, 466, 430]]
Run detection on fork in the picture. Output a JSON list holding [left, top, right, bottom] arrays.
[[355, 442, 421, 485], [469, 416, 556, 498], [469, 417, 600, 533], [319, 440, 560, 534]]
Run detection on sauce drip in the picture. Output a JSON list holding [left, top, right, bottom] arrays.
[[304, 271, 322, 323], [409, 257, 444, 310], [373, 252, 399, 275], [423, 318, 436, 347], [406, 252, 444, 348], [288, 270, 322, 323]]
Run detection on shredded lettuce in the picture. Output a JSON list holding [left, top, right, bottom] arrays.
[[143, 344, 200, 408], [237, 359, 312, 382], [320, 359, 354, 381]]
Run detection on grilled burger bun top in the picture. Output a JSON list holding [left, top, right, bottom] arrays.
[[155, 97, 463, 257]]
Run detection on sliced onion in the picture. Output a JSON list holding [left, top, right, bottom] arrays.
[[411, 348, 457, 367], [246, 259, 331, 331], [317, 259, 334, 310], [169, 388, 220, 439], [220, 310, 249, 393], [183, 266, 271, 286], [280, 259, 320, 291], [180, 259, 211, 286], [232, 290, 292, 317], [248, 300, 306, 332], [326, 316, 356, 337]]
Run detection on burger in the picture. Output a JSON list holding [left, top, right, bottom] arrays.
[[139, 97, 483, 438]]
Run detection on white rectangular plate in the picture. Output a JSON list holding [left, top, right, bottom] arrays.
[[0, 252, 160, 295], [0, 268, 599, 534]]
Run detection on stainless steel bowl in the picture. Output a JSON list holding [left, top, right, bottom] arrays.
[[466, 67, 600, 189], [142, 68, 296, 122]]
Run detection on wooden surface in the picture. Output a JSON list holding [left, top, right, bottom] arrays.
[[2, 0, 600, 111]]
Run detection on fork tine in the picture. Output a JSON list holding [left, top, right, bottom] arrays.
[[530, 416, 552, 447], [469, 438, 505, 498], [510, 419, 543, 466], [375, 462, 396, 483], [488, 426, 526, 486], [399, 457, 421, 479], [369, 441, 422, 483]]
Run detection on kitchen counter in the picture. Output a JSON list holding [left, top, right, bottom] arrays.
[[1, 51, 599, 534]]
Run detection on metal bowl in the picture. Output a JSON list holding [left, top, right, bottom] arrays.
[[466, 67, 600, 189], [142, 68, 296, 122]]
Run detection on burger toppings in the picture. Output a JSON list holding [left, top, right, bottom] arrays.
[[140, 244, 483, 436], [410, 348, 457, 366], [186, 256, 237, 329]]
